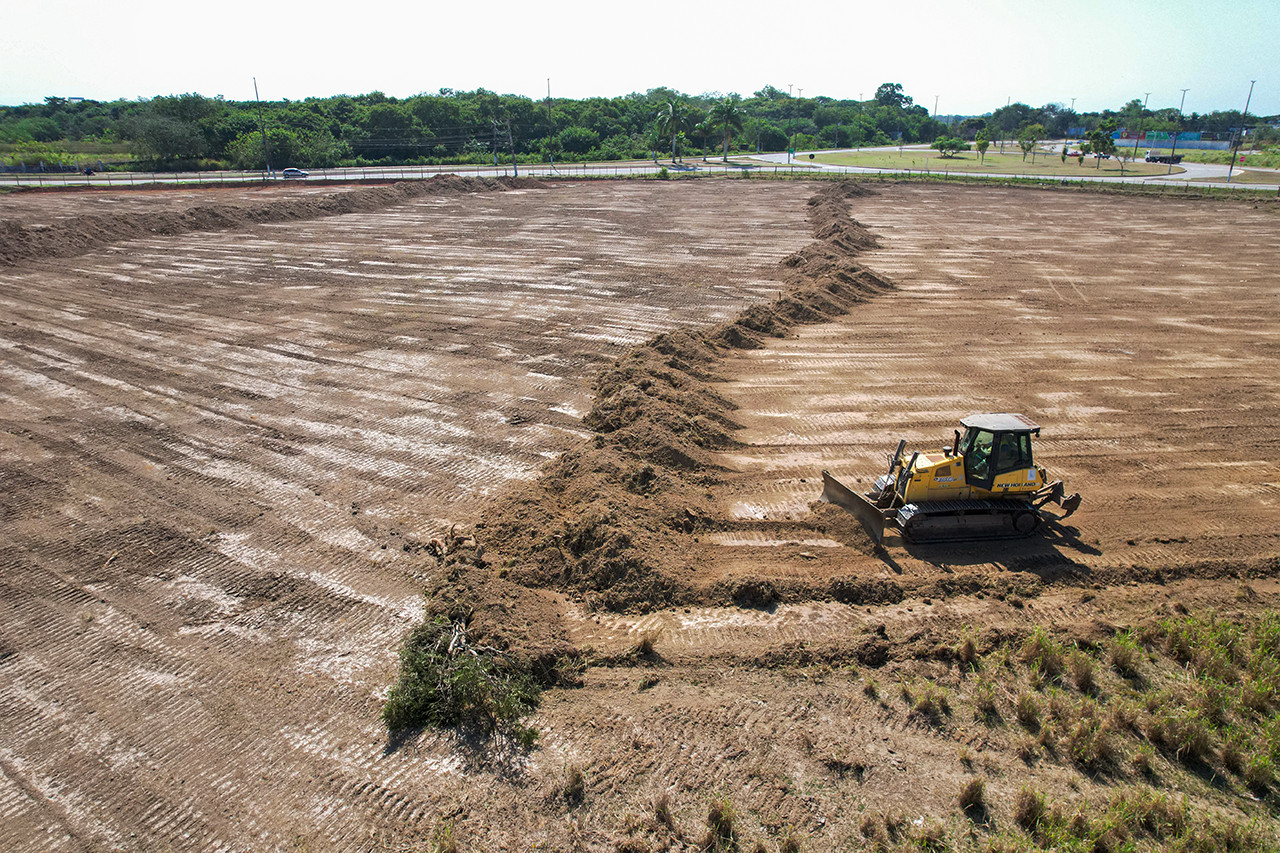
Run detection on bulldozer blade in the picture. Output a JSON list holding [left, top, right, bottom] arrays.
[[820, 470, 887, 544], [1060, 492, 1082, 518]]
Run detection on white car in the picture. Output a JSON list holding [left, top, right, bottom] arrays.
[[281, 168, 308, 179]]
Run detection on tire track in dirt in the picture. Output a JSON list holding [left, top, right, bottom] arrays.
[[697, 183, 1280, 596], [0, 177, 523, 266], [539, 183, 1280, 667], [1, 180, 818, 849]]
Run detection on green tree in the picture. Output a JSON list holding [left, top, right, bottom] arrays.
[[10, 116, 62, 142], [554, 126, 599, 156], [655, 98, 691, 162], [693, 117, 712, 158], [1018, 123, 1046, 162], [874, 83, 910, 109], [121, 113, 207, 164], [706, 95, 745, 161], [930, 136, 969, 157], [975, 130, 990, 163], [958, 116, 987, 140], [1087, 119, 1118, 169]]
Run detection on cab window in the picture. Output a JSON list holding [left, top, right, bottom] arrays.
[[994, 433, 1033, 473], [964, 429, 995, 480]]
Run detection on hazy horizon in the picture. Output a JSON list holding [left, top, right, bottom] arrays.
[[3, 0, 1274, 117]]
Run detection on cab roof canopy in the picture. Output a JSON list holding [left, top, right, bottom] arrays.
[[961, 413, 1041, 434]]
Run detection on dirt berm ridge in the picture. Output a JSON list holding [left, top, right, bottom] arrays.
[[0, 175, 542, 266], [422, 180, 893, 679]]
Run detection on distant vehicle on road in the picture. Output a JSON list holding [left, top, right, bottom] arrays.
[[281, 168, 309, 179], [1144, 152, 1183, 165]]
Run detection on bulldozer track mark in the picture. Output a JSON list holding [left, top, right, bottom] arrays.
[[2, 181, 823, 849]]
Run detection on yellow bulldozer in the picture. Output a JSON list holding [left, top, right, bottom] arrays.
[[820, 413, 1081, 544]]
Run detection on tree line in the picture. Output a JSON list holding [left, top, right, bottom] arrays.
[[1, 86, 1273, 171]]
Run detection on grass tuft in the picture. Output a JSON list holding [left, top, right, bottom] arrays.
[[958, 777, 986, 814], [653, 790, 675, 830], [563, 765, 585, 806], [911, 682, 952, 723], [1013, 787, 1046, 832], [1020, 628, 1065, 679], [1067, 649, 1096, 694], [704, 796, 737, 852], [1015, 691, 1041, 731], [957, 630, 980, 670], [1108, 630, 1142, 679]]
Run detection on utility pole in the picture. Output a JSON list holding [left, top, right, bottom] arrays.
[[253, 77, 270, 179], [507, 118, 517, 177], [1130, 92, 1150, 163], [546, 78, 554, 171], [1168, 88, 1188, 175], [1225, 80, 1256, 182]]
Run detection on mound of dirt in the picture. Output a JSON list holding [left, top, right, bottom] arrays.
[[0, 175, 540, 266], [463, 181, 893, 616], [399, 180, 896, 705]]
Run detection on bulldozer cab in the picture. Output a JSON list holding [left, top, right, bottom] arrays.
[[960, 414, 1037, 492]]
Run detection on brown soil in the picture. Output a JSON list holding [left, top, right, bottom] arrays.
[[2, 177, 1278, 852], [0, 175, 540, 266]]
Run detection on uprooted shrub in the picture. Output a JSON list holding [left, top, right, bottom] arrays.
[[382, 615, 540, 745]]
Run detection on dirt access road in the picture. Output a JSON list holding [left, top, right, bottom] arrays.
[[3, 178, 1279, 851]]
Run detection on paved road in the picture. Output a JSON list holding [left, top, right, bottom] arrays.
[[0, 161, 673, 188], [751, 146, 1280, 191], [2, 150, 1276, 191]]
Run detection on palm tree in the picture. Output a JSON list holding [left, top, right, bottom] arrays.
[[655, 99, 689, 163], [694, 117, 713, 160], [706, 95, 745, 162]]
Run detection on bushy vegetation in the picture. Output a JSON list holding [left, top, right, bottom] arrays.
[[930, 136, 970, 157], [381, 615, 540, 744], [0, 86, 943, 171], [8, 86, 1269, 173]]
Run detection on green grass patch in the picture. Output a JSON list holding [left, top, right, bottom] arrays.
[[1187, 168, 1280, 185], [916, 607, 1280, 846], [1175, 147, 1280, 169], [812, 147, 1176, 178]]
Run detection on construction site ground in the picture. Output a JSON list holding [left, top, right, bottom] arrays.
[[1, 178, 1278, 852]]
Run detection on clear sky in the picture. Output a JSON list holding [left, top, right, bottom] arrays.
[[3, 0, 1274, 116]]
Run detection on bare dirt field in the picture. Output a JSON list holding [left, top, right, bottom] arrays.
[[2, 178, 1279, 852]]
